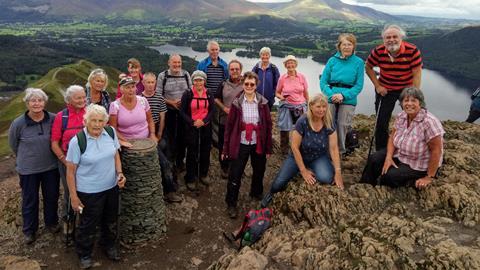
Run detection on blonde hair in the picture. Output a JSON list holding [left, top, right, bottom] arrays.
[[86, 68, 108, 89], [307, 94, 333, 130]]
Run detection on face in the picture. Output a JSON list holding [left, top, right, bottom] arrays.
[[86, 113, 107, 137], [121, 83, 136, 97], [208, 44, 219, 60], [383, 28, 402, 53], [339, 39, 354, 57], [90, 75, 106, 92], [69, 90, 86, 110], [143, 76, 156, 92], [27, 96, 46, 113], [168, 56, 182, 73], [310, 101, 327, 119], [243, 78, 257, 95], [402, 96, 421, 117], [260, 52, 270, 64], [193, 78, 205, 89], [285, 60, 297, 72], [128, 64, 141, 78], [229, 62, 242, 81]]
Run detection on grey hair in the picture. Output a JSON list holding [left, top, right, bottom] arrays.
[[83, 104, 109, 124], [64, 85, 85, 103], [259, 47, 271, 56], [382, 24, 407, 39], [207, 40, 220, 51], [23, 88, 48, 103], [169, 54, 182, 61], [399, 86, 426, 109], [86, 68, 108, 89]]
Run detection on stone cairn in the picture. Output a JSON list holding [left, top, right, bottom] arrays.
[[119, 139, 166, 244]]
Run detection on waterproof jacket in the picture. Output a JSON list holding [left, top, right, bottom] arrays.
[[179, 88, 215, 127], [252, 62, 280, 106], [197, 57, 229, 80]]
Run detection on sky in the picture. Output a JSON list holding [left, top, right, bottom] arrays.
[[248, 0, 480, 20]]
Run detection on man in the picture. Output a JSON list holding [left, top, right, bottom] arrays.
[[156, 54, 191, 172], [365, 25, 423, 150]]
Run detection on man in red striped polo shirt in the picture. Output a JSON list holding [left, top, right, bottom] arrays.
[[366, 24, 423, 150]]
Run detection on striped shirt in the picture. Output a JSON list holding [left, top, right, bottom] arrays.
[[206, 64, 226, 96], [142, 91, 167, 124], [366, 41, 422, 91], [240, 96, 259, 145], [393, 109, 444, 171]]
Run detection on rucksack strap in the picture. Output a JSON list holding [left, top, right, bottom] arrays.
[[162, 70, 191, 95], [61, 108, 69, 133], [77, 126, 115, 154]]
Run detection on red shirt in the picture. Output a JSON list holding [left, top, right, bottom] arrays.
[[190, 86, 209, 121], [51, 105, 86, 152]]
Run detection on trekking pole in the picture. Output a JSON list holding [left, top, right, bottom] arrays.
[[367, 97, 382, 159], [65, 200, 71, 248]]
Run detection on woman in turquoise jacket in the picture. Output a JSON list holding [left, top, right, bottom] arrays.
[[320, 33, 364, 156]]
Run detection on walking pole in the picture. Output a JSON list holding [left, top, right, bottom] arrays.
[[360, 96, 383, 185], [65, 200, 72, 247]]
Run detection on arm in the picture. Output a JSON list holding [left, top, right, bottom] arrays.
[[290, 131, 315, 185], [365, 63, 387, 96], [179, 92, 193, 126], [8, 121, 20, 155], [412, 66, 422, 88], [303, 75, 309, 102], [275, 76, 285, 100], [51, 113, 67, 164], [272, 67, 280, 91], [146, 110, 157, 141], [108, 114, 131, 148], [341, 60, 365, 101], [66, 162, 83, 212], [415, 136, 442, 189], [381, 128, 399, 174], [158, 111, 166, 140], [115, 151, 126, 188], [221, 105, 237, 159], [328, 131, 344, 189], [51, 141, 67, 165]]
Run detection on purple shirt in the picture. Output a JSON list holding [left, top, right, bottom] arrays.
[[109, 96, 150, 139]]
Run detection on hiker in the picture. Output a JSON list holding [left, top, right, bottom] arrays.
[[197, 40, 228, 96], [320, 33, 364, 157], [365, 24, 423, 151], [109, 77, 157, 148], [115, 58, 144, 98], [261, 94, 343, 208], [51, 85, 86, 239], [222, 71, 273, 219], [85, 68, 111, 112], [252, 47, 280, 110], [214, 59, 244, 179], [141, 72, 182, 203], [156, 54, 191, 172], [179, 70, 215, 191], [276, 55, 309, 155], [65, 104, 125, 269], [360, 87, 444, 189], [466, 86, 480, 123], [9, 88, 60, 245]]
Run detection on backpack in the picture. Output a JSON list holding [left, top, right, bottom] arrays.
[[235, 208, 272, 249], [61, 108, 85, 148], [472, 87, 480, 100], [76, 126, 115, 154], [345, 129, 359, 154], [161, 70, 191, 95]]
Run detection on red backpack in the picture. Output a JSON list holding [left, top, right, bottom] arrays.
[[236, 208, 272, 248]]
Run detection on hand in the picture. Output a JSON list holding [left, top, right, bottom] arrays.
[[223, 107, 230, 114], [117, 173, 126, 188], [381, 157, 398, 175], [334, 173, 344, 190], [118, 73, 127, 79], [149, 134, 158, 142], [266, 154, 271, 158], [70, 196, 84, 213], [193, 119, 205, 128], [173, 100, 182, 110], [60, 156, 68, 166], [221, 154, 228, 160], [332, 94, 343, 104], [376, 85, 388, 96], [300, 169, 316, 185], [120, 140, 133, 148], [415, 176, 433, 189]]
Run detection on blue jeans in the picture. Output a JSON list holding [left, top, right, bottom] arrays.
[[261, 154, 333, 207]]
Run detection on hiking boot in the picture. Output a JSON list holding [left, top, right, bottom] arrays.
[[186, 182, 198, 191], [46, 224, 60, 234], [227, 206, 238, 219], [79, 256, 93, 269], [165, 192, 183, 203], [175, 162, 186, 173], [24, 233, 36, 245], [200, 176, 212, 186], [104, 247, 121, 261], [221, 168, 229, 179]]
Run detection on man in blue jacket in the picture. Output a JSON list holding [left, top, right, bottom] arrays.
[[197, 40, 228, 97]]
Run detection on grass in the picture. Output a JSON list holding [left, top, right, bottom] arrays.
[[0, 134, 12, 157]]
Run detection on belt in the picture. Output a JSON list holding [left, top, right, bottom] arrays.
[[329, 82, 353, 88]]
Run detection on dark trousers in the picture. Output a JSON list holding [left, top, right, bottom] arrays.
[[58, 161, 74, 221], [360, 148, 427, 187], [155, 122, 177, 193], [226, 144, 266, 207], [375, 91, 401, 151], [165, 108, 186, 167], [76, 186, 118, 259], [185, 125, 212, 183], [466, 107, 480, 123], [19, 169, 60, 235], [218, 124, 230, 172]]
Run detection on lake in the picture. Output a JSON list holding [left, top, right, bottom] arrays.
[[153, 44, 473, 121]]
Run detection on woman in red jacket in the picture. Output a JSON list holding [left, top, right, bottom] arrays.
[[222, 71, 272, 219]]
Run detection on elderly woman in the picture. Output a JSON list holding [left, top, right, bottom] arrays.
[[222, 71, 272, 219], [252, 47, 280, 110], [86, 68, 110, 112], [180, 70, 214, 191], [66, 104, 125, 269], [320, 33, 364, 156], [276, 55, 309, 155], [109, 77, 156, 148], [51, 85, 86, 237], [8, 88, 60, 244], [360, 87, 444, 188], [261, 94, 343, 208], [115, 58, 144, 98]]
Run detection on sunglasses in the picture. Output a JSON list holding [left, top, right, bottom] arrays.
[[244, 82, 256, 87]]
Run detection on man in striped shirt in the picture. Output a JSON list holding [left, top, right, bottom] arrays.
[[366, 24, 423, 150]]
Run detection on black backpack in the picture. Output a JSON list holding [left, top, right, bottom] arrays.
[[345, 129, 359, 154], [76, 126, 115, 154], [161, 70, 191, 95]]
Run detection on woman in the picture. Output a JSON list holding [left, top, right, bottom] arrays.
[[360, 87, 444, 188], [66, 104, 125, 269], [222, 71, 272, 219], [276, 55, 309, 155], [261, 94, 343, 208], [115, 58, 144, 98], [252, 47, 280, 110], [109, 76, 157, 148], [320, 33, 364, 156], [51, 85, 86, 237], [9, 88, 60, 244], [179, 70, 214, 191], [86, 68, 111, 112]]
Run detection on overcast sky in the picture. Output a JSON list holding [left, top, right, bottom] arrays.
[[248, 0, 480, 20]]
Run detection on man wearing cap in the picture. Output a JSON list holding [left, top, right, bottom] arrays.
[[365, 24, 423, 150]]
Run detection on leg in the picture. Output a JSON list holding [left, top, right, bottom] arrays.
[[336, 104, 355, 154], [261, 155, 299, 208], [308, 155, 334, 184], [165, 108, 177, 163], [100, 187, 119, 251], [249, 148, 266, 198], [380, 160, 427, 188], [40, 169, 60, 228], [19, 173, 41, 236], [199, 125, 212, 178], [76, 191, 106, 259], [466, 107, 480, 123], [374, 92, 400, 151], [157, 140, 176, 193], [175, 111, 187, 168], [360, 148, 387, 185], [225, 144, 251, 207], [218, 124, 229, 172], [184, 128, 198, 183]]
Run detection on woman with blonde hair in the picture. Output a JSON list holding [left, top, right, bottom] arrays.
[[86, 68, 111, 112], [261, 94, 343, 207]]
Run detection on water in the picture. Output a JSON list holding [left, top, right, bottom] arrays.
[[153, 44, 473, 121]]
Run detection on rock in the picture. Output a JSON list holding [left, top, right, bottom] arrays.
[[0, 255, 41, 270], [226, 247, 268, 270], [191, 257, 203, 266]]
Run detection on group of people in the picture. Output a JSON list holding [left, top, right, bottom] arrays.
[[8, 24, 461, 269]]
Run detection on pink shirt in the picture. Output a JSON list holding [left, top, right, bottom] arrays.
[[276, 72, 308, 105], [191, 87, 209, 121], [393, 109, 444, 171], [51, 105, 86, 152], [109, 96, 150, 139]]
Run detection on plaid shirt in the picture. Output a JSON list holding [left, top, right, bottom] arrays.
[[393, 109, 444, 171], [240, 96, 259, 145]]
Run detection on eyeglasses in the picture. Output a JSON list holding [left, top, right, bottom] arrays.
[[244, 83, 256, 87], [229, 68, 240, 71]]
